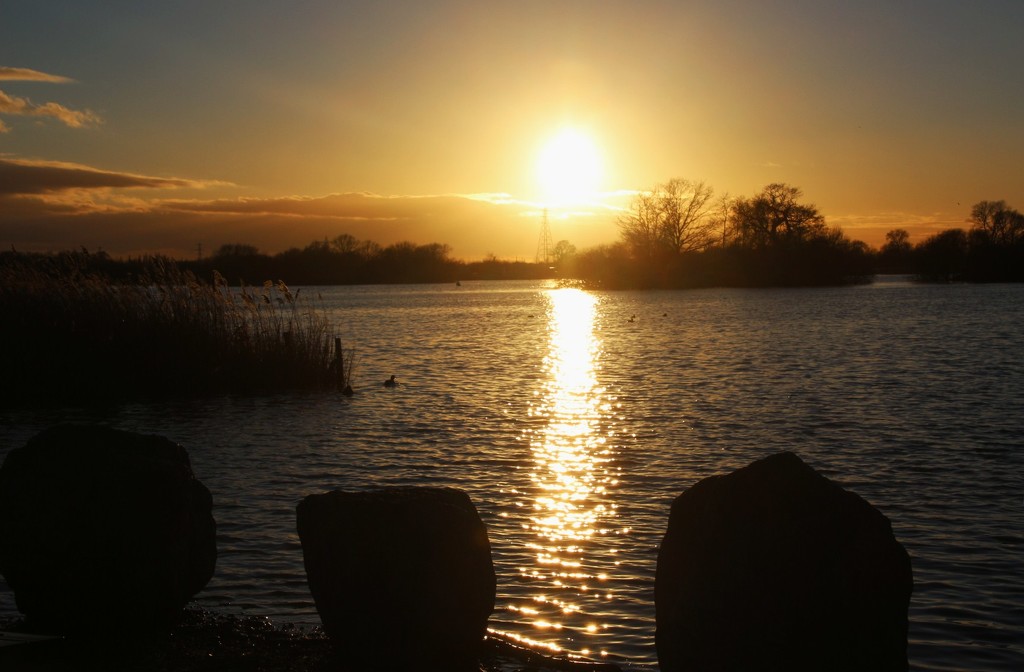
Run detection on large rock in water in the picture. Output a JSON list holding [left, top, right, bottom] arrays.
[[0, 425, 216, 633], [655, 451, 912, 672], [297, 486, 496, 670]]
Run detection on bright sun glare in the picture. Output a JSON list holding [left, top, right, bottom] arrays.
[[536, 128, 603, 206]]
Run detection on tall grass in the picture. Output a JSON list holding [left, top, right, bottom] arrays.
[[0, 251, 353, 404]]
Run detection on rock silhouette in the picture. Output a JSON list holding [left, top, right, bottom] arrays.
[[297, 486, 495, 671], [655, 451, 912, 672], [0, 425, 216, 634]]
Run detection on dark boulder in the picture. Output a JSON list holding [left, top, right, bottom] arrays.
[[0, 425, 216, 634], [296, 486, 495, 670], [655, 451, 912, 672]]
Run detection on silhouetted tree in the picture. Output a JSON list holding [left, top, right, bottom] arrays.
[[589, 179, 872, 288], [205, 243, 272, 283], [712, 192, 734, 247], [731, 183, 826, 249], [878, 228, 913, 273], [551, 239, 578, 276], [969, 200, 1024, 246], [964, 200, 1024, 281], [274, 240, 343, 285], [886, 229, 910, 250], [328, 233, 360, 254], [914, 229, 968, 281], [213, 243, 261, 258], [369, 241, 457, 283], [462, 254, 551, 281], [573, 243, 643, 287], [552, 240, 576, 263], [619, 179, 717, 260]]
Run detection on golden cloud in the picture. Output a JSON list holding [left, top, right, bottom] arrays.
[[0, 89, 100, 129], [827, 211, 967, 246], [0, 66, 99, 131], [0, 157, 619, 260]]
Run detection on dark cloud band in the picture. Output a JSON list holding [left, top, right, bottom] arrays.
[[0, 66, 74, 83], [0, 158, 195, 195]]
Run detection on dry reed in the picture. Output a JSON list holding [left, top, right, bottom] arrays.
[[0, 251, 352, 404]]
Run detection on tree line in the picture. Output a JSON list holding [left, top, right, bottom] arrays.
[[560, 180, 1023, 288], [184, 236, 551, 286], [0, 238, 552, 288], [565, 180, 873, 288], [876, 200, 1024, 281], [4, 189, 1020, 288]]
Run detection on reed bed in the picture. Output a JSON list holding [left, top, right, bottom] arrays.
[[0, 251, 353, 404]]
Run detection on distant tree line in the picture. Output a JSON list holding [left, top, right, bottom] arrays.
[[553, 180, 1023, 288], [877, 200, 1024, 281], [563, 180, 873, 289], [184, 235, 552, 286], [5, 195, 1021, 289], [0, 238, 553, 289]]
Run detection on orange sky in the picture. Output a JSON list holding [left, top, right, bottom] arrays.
[[3, 1, 1023, 260]]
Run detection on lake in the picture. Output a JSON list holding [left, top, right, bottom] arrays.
[[1, 277, 1022, 670]]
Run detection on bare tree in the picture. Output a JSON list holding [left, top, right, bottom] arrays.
[[552, 239, 577, 263], [711, 192, 734, 247], [730, 183, 826, 249], [213, 243, 260, 258], [619, 178, 717, 258], [619, 190, 661, 259], [882, 229, 911, 255], [329, 233, 360, 254], [878, 228, 913, 272], [969, 200, 1023, 245]]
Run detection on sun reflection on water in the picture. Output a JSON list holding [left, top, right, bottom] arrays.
[[513, 287, 618, 659]]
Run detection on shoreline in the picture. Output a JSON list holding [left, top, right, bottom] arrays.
[[0, 608, 623, 672], [1, 609, 333, 672]]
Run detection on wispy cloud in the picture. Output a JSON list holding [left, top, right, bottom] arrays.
[[0, 158, 620, 260], [0, 67, 74, 83], [0, 66, 99, 131], [1, 154, 966, 258], [0, 89, 100, 130], [161, 193, 407, 219], [0, 127, 641, 260], [828, 210, 967, 245]]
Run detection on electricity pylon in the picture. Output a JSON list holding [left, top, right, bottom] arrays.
[[535, 209, 554, 265]]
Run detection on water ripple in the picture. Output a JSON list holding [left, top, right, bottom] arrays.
[[1, 280, 1022, 670]]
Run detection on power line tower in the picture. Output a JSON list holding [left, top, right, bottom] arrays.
[[535, 209, 554, 265]]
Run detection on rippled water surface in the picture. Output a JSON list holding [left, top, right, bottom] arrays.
[[2, 278, 1023, 670]]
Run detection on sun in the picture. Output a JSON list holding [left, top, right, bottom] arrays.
[[535, 128, 603, 206]]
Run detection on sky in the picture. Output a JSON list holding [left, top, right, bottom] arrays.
[[2, 0, 1023, 261]]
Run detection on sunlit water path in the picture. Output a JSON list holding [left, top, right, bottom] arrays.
[[2, 278, 1022, 671]]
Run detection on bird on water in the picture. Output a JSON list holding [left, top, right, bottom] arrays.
[[384, 375, 398, 387]]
